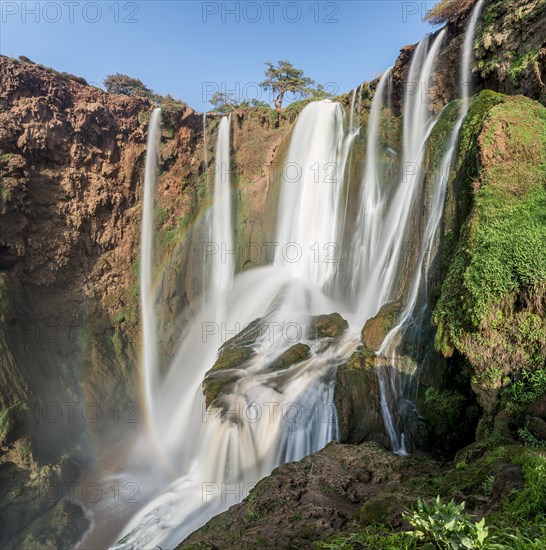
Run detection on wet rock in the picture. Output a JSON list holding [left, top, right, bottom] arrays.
[[399, 400, 432, 452], [488, 464, 524, 510], [361, 302, 400, 350], [334, 349, 388, 446], [203, 319, 263, 406], [267, 343, 310, 371], [307, 313, 348, 340], [179, 441, 437, 549]]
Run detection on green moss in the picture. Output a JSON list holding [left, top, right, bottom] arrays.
[[267, 343, 310, 371], [422, 387, 466, 433], [0, 402, 27, 445], [434, 93, 546, 379], [509, 49, 538, 85], [211, 347, 253, 371]]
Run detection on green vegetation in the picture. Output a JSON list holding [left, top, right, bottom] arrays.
[[317, 527, 413, 549], [425, 0, 477, 25], [209, 92, 270, 113], [103, 73, 156, 100], [316, 446, 546, 550], [0, 402, 27, 445], [434, 93, 546, 387], [509, 49, 539, 84], [260, 60, 315, 111], [404, 497, 489, 548]]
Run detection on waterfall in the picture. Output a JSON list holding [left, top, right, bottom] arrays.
[[112, 102, 352, 549], [349, 86, 358, 131], [377, 1, 485, 452], [350, 67, 392, 299], [354, 30, 445, 328], [461, 0, 485, 113], [103, 7, 488, 547], [210, 115, 234, 300], [202, 112, 209, 186], [140, 107, 161, 428], [274, 102, 348, 289]]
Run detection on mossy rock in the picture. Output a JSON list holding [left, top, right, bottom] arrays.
[[202, 370, 242, 408], [334, 349, 388, 446], [434, 92, 546, 419], [18, 499, 90, 549], [0, 401, 27, 447], [266, 343, 310, 371], [307, 313, 349, 340], [361, 302, 400, 350], [210, 346, 254, 372]]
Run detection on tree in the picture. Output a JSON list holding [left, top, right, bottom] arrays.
[[103, 73, 156, 99], [210, 93, 271, 113], [309, 84, 334, 101], [260, 60, 315, 111], [210, 91, 239, 113], [424, 0, 476, 25]]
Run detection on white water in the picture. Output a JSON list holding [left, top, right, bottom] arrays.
[[462, 0, 485, 113], [140, 107, 161, 428], [105, 8, 487, 547], [377, 0, 485, 451], [274, 102, 349, 289], [112, 102, 355, 549], [202, 113, 209, 186], [210, 115, 234, 301], [349, 86, 358, 131], [350, 67, 392, 298]]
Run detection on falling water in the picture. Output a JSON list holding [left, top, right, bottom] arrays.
[[202, 113, 209, 185], [140, 107, 161, 427], [377, 1, 486, 452], [349, 86, 358, 131], [106, 8, 487, 546], [112, 102, 353, 549], [274, 102, 348, 289], [350, 67, 392, 296], [210, 115, 234, 299], [461, 0, 485, 113]]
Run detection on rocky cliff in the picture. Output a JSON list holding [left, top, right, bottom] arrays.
[[0, 0, 545, 546]]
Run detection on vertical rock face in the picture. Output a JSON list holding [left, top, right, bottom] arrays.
[[0, 57, 202, 450]]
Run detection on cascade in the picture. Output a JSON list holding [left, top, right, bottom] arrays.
[[109, 6, 486, 546], [113, 102, 352, 549], [377, 0, 486, 452], [140, 107, 161, 431], [210, 115, 234, 300]]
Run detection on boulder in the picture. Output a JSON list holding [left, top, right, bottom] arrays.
[[307, 313, 348, 340], [334, 348, 388, 446], [267, 343, 310, 371], [361, 302, 400, 350]]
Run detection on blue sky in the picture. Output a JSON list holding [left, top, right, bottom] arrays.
[[0, 1, 440, 111]]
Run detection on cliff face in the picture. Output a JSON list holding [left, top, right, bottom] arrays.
[[0, 0, 545, 546], [0, 57, 203, 440], [0, 56, 295, 548]]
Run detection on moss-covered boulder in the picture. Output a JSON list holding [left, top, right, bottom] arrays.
[[434, 92, 546, 427], [307, 313, 349, 340], [361, 302, 400, 350], [266, 343, 310, 371], [334, 348, 388, 446], [202, 319, 264, 406]]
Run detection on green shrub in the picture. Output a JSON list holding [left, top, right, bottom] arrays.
[[403, 496, 490, 548]]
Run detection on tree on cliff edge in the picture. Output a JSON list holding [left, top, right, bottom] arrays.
[[260, 60, 315, 111], [425, 0, 476, 24], [103, 73, 156, 100]]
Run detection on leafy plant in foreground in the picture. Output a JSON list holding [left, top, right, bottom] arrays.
[[403, 496, 489, 549]]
